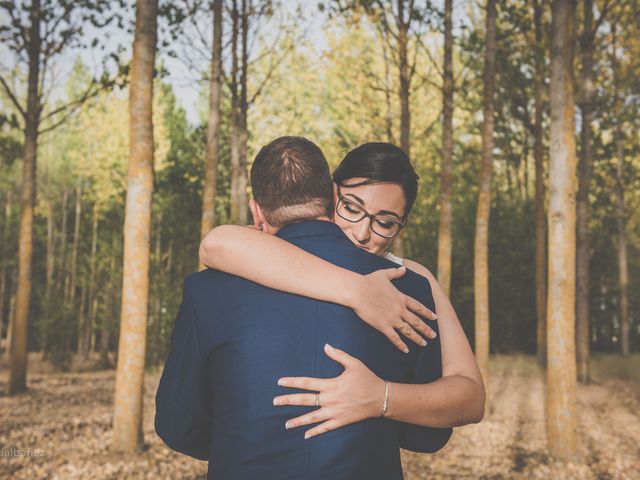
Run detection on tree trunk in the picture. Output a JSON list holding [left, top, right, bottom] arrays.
[[0, 192, 12, 346], [616, 187, 629, 356], [150, 290, 161, 366], [381, 33, 394, 143], [230, 0, 241, 223], [88, 293, 98, 355], [200, 0, 223, 250], [40, 199, 55, 359], [9, 0, 41, 395], [437, 0, 454, 297], [99, 290, 112, 368], [474, 0, 496, 405], [76, 281, 87, 354], [66, 183, 82, 303], [100, 243, 117, 369], [398, 0, 410, 156], [237, 0, 249, 225], [393, 0, 410, 259], [149, 212, 162, 365], [54, 188, 69, 356], [546, 0, 578, 459], [612, 32, 629, 356], [59, 189, 69, 285], [576, 0, 595, 383], [112, 0, 158, 452], [82, 205, 99, 358], [523, 145, 529, 200], [167, 239, 173, 272], [533, 0, 547, 367], [4, 289, 16, 362], [45, 199, 55, 300], [159, 240, 173, 344]]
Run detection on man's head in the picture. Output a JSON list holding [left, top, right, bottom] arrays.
[[250, 136, 333, 233]]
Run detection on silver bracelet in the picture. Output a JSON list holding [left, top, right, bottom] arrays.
[[381, 381, 389, 417]]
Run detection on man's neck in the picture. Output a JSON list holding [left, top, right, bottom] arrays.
[[269, 216, 331, 235]]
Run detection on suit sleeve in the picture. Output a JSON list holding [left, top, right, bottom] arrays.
[[155, 278, 211, 460], [397, 278, 453, 453]]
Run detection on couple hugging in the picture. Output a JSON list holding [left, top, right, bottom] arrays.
[[155, 136, 485, 479]]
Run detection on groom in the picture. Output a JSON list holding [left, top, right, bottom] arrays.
[[155, 136, 451, 479]]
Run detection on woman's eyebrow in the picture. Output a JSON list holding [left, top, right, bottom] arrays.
[[344, 192, 366, 205], [344, 193, 402, 219], [377, 210, 402, 219]]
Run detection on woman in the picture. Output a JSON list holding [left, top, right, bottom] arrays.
[[200, 142, 484, 439]]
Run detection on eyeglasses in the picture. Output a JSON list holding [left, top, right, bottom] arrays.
[[335, 185, 406, 238]]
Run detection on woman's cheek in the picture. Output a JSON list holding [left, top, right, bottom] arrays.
[[334, 218, 350, 236]]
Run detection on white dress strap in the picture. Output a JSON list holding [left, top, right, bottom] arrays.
[[383, 251, 404, 266]]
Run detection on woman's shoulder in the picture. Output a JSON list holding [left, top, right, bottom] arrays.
[[380, 253, 439, 288], [402, 259, 436, 283], [402, 260, 450, 305]]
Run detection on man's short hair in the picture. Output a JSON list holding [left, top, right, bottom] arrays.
[[250, 136, 333, 226]]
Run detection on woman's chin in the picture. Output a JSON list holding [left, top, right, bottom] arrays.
[[342, 232, 383, 256]]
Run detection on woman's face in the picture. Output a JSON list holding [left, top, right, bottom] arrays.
[[332, 178, 406, 256]]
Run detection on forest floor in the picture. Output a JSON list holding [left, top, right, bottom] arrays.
[[1, 354, 639, 480]]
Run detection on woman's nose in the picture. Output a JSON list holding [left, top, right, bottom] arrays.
[[354, 217, 371, 243]]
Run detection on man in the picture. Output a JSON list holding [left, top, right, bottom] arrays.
[[155, 136, 451, 479]]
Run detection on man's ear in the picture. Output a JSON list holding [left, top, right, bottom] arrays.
[[249, 198, 264, 229]]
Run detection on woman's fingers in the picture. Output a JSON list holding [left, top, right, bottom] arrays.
[[304, 419, 342, 440], [383, 265, 406, 280], [402, 311, 437, 339], [406, 296, 437, 320], [383, 328, 410, 353], [285, 408, 331, 430], [278, 376, 329, 391], [395, 321, 427, 347], [273, 393, 317, 407], [323, 343, 357, 368]]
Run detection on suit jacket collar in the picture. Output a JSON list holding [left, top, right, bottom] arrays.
[[276, 219, 347, 241]]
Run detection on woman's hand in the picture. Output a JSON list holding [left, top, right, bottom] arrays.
[[274, 344, 386, 439], [351, 266, 437, 353]]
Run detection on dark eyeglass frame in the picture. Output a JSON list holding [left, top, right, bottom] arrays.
[[335, 185, 406, 239]]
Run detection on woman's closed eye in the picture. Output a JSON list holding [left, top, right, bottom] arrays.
[[375, 218, 399, 230], [343, 202, 363, 215]]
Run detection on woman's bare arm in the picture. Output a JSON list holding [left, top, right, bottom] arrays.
[[383, 259, 485, 426], [199, 225, 437, 351], [275, 261, 484, 437]]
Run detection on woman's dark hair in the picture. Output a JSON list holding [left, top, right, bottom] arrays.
[[332, 142, 419, 217]]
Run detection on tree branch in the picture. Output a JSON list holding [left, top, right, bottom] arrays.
[[414, 69, 441, 90], [421, 109, 441, 137], [416, 34, 444, 78], [373, 1, 399, 42], [41, 1, 76, 55], [248, 36, 296, 106], [593, 0, 612, 34], [0, 72, 26, 119], [408, 36, 421, 82], [38, 103, 83, 136], [6, 5, 29, 54], [39, 76, 103, 129]]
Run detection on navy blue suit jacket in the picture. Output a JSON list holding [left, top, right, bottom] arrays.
[[155, 220, 452, 479]]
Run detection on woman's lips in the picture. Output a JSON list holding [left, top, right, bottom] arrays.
[[346, 234, 373, 252]]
